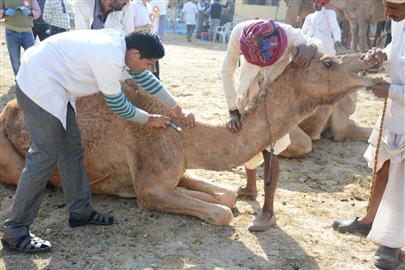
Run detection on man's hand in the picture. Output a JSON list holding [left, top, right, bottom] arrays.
[[145, 114, 171, 128], [367, 81, 390, 99], [227, 109, 241, 133], [293, 44, 317, 68], [171, 105, 195, 128], [362, 47, 387, 66], [4, 8, 16, 16]]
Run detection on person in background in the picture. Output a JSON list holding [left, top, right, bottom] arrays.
[[72, 0, 133, 33], [32, 0, 50, 41], [149, 0, 167, 39], [0, 0, 41, 76], [182, 0, 198, 42], [207, 0, 223, 41], [195, 0, 208, 39], [43, 0, 71, 35], [302, 0, 343, 56]]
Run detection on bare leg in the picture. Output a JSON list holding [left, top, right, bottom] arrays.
[[359, 160, 390, 224], [237, 168, 258, 200], [248, 151, 278, 232]]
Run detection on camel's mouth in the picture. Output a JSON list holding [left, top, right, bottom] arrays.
[[339, 54, 375, 87]]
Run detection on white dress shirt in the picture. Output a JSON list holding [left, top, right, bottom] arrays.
[[302, 7, 341, 56], [72, 0, 134, 34], [16, 29, 129, 129]]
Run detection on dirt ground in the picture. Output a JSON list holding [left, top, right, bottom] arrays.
[[0, 25, 404, 270]]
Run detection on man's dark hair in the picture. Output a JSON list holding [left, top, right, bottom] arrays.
[[125, 31, 165, 59]]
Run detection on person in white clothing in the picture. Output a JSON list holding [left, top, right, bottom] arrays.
[[1, 30, 195, 254], [302, 0, 342, 56], [72, 0, 134, 33], [332, 1, 405, 268], [221, 19, 319, 232], [182, 0, 198, 42], [131, 0, 153, 32]]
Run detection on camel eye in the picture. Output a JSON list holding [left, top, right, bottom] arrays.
[[322, 60, 336, 69]]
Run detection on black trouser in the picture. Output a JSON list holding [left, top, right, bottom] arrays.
[[32, 20, 49, 41], [49, 26, 67, 36]]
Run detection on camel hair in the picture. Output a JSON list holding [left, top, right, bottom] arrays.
[[0, 51, 372, 227]]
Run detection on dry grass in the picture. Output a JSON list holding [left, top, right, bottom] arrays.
[[0, 25, 403, 270]]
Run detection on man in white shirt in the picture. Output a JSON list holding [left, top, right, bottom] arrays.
[[221, 19, 319, 232], [72, 0, 134, 33], [332, 1, 405, 268], [1, 30, 194, 253], [302, 0, 341, 56], [131, 0, 153, 32], [182, 0, 198, 42]]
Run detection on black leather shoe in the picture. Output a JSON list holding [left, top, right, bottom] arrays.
[[332, 217, 372, 235], [373, 245, 400, 269]]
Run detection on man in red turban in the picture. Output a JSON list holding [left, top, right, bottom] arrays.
[[221, 19, 320, 232]]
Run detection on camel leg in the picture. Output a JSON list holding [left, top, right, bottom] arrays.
[[138, 187, 234, 226], [349, 21, 359, 51], [0, 132, 24, 185], [279, 126, 312, 158], [299, 105, 333, 140], [359, 19, 369, 52], [178, 172, 237, 209], [330, 93, 372, 141]]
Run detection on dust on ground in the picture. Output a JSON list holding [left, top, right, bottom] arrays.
[[0, 26, 402, 270]]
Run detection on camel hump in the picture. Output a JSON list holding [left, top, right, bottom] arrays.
[[0, 99, 31, 156]]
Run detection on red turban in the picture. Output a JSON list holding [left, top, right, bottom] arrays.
[[313, 0, 330, 6], [240, 20, 288, 68]]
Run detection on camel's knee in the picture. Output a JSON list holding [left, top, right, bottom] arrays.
[[280, 128, 312, 158], [207, 205, 233, 226], [214, 190, 237, 209]]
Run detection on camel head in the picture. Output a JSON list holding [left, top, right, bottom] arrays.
[[276, 50, 372, 107]]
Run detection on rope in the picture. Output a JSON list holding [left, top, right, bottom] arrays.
[[263, 88, 276, 187], [367, 97, 388, 210]]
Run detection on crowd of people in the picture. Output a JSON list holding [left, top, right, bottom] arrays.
[[0, 0, 404, 269]]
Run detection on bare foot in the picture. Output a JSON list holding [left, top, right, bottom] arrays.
[[237, 186, 258, 200], [248, 211, 276, 232]]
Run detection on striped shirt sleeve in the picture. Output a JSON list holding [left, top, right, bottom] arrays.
[[103, 90, 150, 124], [128, 70, 178, 108]]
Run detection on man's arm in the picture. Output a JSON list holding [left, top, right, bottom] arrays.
[[128, 70, 177, 108], [220, 23, 244, 111], [389, 83, 405, 105], [31, 0, 41, 20], [121, 4, 135, 34]]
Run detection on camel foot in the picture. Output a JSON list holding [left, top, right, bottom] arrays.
[[248, 211, 276, 232], [237, 186, 257, 201], [333, 123, 372, 142]]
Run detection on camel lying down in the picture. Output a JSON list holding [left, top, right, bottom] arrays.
[[0, 52, 372, 226]]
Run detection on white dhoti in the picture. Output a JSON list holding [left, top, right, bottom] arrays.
[[364, 118, 405, 248]]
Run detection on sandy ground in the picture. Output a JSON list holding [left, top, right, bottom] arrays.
[[0, 25, 403, 270]]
